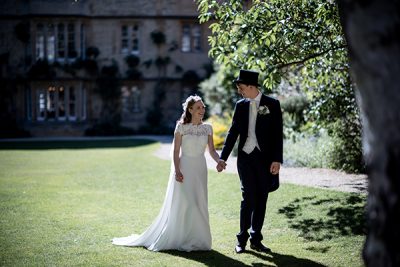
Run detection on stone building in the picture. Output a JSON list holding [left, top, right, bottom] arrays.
[[0, 0, 212, 136]]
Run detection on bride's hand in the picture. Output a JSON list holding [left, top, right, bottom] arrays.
[[175, 170, 184, 183]]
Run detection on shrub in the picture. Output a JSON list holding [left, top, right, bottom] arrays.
[[28, 59, 56, 78], [125, 55, 140, 68], [281, 94, 309, 132], [327, 119, 365, 173], [206, 114, 231, 150], [284, 130, 333, 168], [150, 30, 166, 46], [86, 46, 100, 59]]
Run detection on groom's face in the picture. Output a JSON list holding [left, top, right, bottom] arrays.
[[236, 83, 250, 98]]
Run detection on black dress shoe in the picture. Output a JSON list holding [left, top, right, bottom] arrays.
[[250, 242, 272, 253], [235, 244, 246, 254]]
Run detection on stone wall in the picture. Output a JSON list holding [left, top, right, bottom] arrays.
[[0, 0, 211, 137]]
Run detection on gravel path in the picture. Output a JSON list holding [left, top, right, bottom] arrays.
[[150, 136, 368, 194]]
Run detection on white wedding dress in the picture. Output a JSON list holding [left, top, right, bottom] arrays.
[[112, 122, 212, 251]]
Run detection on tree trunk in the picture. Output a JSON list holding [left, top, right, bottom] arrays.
[[337, 1, 400, 266]]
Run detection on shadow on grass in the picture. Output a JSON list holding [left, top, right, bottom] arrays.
[[278, 194, 366, 244], [0, 139, 157, 150], [163, 249, 326, 267]]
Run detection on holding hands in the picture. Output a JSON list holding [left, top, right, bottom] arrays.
[[216, 160, 280, 175], [216, 160, 227, 172]]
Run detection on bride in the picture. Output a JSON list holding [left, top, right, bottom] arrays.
[[112, 95, 221, 251]]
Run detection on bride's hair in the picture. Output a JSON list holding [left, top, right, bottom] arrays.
[[179, 95, 202, 124]]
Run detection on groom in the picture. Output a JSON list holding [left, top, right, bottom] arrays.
[[217, 69, 283, 254]]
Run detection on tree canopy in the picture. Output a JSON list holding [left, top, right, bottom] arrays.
[[198, 0, 345, 88], [197, 0, 363, 173]]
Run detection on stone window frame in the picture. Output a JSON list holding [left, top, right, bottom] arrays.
[[120, 22, 141, 55], [180, 21, 202, 53], [32, 82, 86, 122], [34, 20, 81, 63], [121, 84, 141, 113]]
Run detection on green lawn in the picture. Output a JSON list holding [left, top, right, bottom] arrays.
[[0, 140, 366, 266]]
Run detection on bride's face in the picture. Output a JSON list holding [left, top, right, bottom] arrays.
[[189, 101, 205, 120]]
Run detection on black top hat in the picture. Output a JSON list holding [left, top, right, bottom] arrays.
[[233, 69, 260, 86]]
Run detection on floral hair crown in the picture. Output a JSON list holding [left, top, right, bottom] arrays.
[[182, 95, 202, 111]]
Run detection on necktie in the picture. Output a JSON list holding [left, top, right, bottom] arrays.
[[250, 100, 257, 117], [249, 100, 257, 133], [243, 100, 259, 154]]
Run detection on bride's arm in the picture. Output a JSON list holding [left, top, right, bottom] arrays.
[[207, 127, 220, 163], [173, 132, 184, 182]]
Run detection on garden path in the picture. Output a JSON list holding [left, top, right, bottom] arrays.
[[148, 135, 368, 194]]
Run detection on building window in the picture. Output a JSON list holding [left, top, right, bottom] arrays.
[[131, 86, 141, 112], [121, 24, 140, 55], [80, 24, 85, 59], [67, 23, 77, 59], [57, 23, 65, 58], [58, 86, 66, 120], [34, 85, 85, 121], [35, 22, 78, 62], [47, 86, 56, 120], [181, 23, 202, 53], [81, 88, 87, 120], [47, 24, 55, 62], [25, 87, 32, 121], [36, 24, 45, 60], [69, 86, 77, 120], [121, 85, 141, 113], [37, 90, 46, 121], [121, 26, 129, 54]]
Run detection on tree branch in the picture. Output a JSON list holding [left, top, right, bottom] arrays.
[[276, 45, 347, 69]]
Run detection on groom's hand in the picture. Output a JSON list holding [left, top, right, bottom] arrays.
[[216, 160, 227, 172], [270, 162, 281, 175]]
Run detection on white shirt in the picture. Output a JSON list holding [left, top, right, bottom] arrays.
[[242, 92, 261, 154]]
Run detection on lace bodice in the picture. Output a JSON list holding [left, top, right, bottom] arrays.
[[175, 122, 212, 157]]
